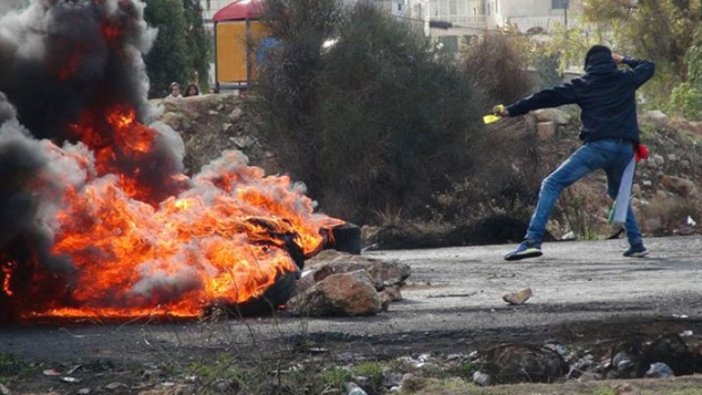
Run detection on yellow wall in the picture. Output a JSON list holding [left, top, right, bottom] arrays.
[[216, 21, 268, 84]]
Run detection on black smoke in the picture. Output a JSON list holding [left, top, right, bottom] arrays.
[[0, 0, 188, 321]]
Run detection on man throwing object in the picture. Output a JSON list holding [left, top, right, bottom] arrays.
[[494, 45, 655, 261]]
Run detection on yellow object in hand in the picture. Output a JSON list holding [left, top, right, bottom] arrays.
[[483, 104, 505, 124], [482, 114, 501, 124]]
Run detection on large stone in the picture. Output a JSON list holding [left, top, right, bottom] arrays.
[[229, 107, 244, 121], [306, 250, 411, 289], [532, 108, 571, 125], [661, 175, 697, 197], [286, 270, 381, 316]]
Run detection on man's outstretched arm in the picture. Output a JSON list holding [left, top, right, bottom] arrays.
[[496, 82, 578, 117]]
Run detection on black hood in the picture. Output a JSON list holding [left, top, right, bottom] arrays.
[[585, 50, 617, 75]]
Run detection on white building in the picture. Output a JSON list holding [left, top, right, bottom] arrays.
[[405, 0, 485, 53], [373, 0, 412, 17], [414, 0, 582, 53], [485, 0, 574, 33]]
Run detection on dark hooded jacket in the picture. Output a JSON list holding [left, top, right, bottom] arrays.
[[505, 51, 655, 143]]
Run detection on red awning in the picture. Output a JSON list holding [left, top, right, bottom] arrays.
[[212, 0, 264, 22]]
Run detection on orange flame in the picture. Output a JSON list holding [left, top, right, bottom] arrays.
[[2, 261, 15, 297], [21, 108, 342, 320]]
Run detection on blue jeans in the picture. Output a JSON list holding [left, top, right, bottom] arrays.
[[525, 139, 643, 247]]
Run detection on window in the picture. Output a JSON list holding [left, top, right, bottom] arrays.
[[438, 36, 459, 53], [495, 0, 499, 14], [552, 0, 569, 9], [449, 0, 457, 15]]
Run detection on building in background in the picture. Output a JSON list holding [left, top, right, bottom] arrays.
[[412, 0, 582, 53], [373, 0, 412, 18], [485, 0, 579, 33], [411, 0, 485, 52]]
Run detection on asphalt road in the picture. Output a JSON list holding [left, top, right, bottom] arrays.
[[1, 236, 701, 363]]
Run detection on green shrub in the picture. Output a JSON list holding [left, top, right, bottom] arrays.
[[666, 82, 702, 121], [313, 4, 484, 222], [254, 0, 342, 195], [255, 2, 485, 223], [322, 366, 352, 391]]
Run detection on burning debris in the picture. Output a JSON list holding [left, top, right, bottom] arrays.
[[0, 0, 342, 323]]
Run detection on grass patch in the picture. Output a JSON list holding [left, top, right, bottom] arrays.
[[321, 366, 352, 392], [0, 353, 32, 383], [353, 360, 385, 391], [592, 384, 617, 395]]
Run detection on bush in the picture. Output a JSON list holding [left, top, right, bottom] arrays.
[[313, 5, 484, 222], [461, 31, 534, 105], [255, 2, 485, 223], [254, 0, 342, 197], [666, 82, 702, 121]]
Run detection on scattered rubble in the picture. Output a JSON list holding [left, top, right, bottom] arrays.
[[481, 344, 569, 384], [305, 250, 411, 290], [155, 94, 279, 176], [287, 250, 410, 316]]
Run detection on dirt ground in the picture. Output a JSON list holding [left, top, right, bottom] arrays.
[[1, 236, 701, 393]]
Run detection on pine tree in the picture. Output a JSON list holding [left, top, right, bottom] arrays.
[[183, 0, 210, 92], [143, 0, 190, 98]]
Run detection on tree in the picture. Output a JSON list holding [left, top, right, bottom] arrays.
[[143, 0, 209, 98], [143, 0, 190, 98], [183, 0, 210, 92]]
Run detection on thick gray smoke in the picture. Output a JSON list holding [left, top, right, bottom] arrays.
[[1, 0, 152, 136], [0, 1, 26, 15], [0, 1, 183, 200], [0, 92, 77, 315], [0, 0, 187, 318]]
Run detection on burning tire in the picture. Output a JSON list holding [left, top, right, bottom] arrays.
[[203, 269, 297, 318]]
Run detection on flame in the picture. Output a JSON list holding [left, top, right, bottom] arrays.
[[101, 21, 123, 46], [2, 261, 15, 297], [68, 104, 167, 203], [0, 2, 343, 322], [18, 119, 342, 320]]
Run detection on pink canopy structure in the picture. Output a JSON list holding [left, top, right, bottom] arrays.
[[213, 0, 264, 22]]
